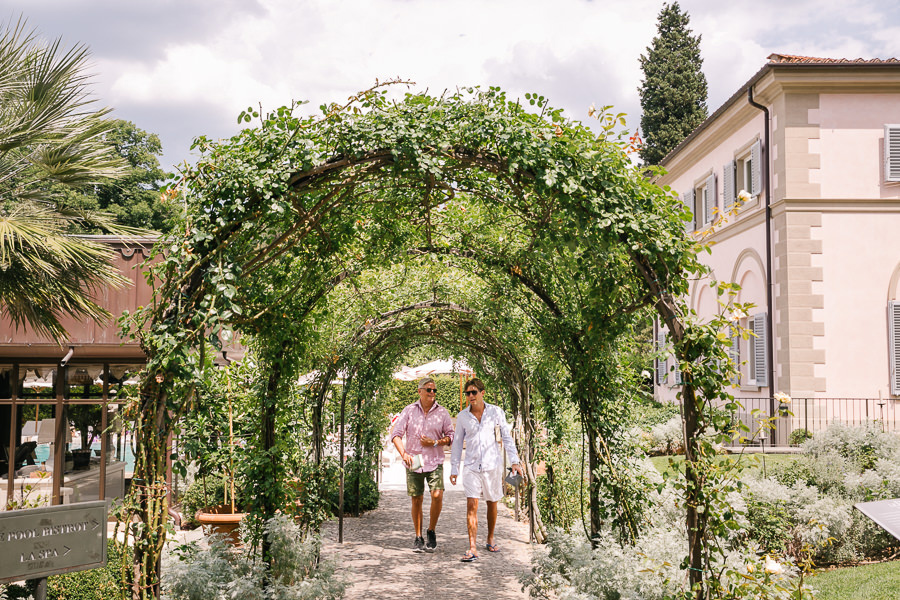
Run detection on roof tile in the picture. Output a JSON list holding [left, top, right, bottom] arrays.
[[767, 53, 900, 64]]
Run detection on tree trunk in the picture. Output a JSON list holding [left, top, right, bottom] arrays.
[[517, 382, 546, 543], [586, 426, 601, 541], [130, 382, 171, 600], [352, 385, 361, 517], [311, 384, 327, 466], [625, 245, 706, 598], [545, 463, 556, 527], [260, 347, 285, 564], [681, 382, 705, 596]]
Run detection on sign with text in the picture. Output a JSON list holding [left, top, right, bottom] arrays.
[[0, 500, 108, 583], [854, 497, 900, 542]]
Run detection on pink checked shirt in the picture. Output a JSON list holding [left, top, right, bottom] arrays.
[[390, 400, 454, 473]]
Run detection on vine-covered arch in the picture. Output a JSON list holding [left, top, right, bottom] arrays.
[[126, 85, 725, 599], [302, 298, 546, 538]]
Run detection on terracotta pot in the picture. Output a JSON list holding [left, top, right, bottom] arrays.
[[196, 505, 246, 545]]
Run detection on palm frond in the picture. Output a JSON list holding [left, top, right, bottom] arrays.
[[0, 14, 140, 343]]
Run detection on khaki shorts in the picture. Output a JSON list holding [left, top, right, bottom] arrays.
[[406, 464, 444, 497]]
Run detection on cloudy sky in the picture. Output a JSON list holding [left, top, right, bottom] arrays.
[[8, 0, 900, 172]]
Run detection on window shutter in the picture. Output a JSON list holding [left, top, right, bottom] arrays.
[[656, 333, 667, 385], [705, 172, 717, 223], [683, 190, 695, 232], [750, 140, 763, 196], [730, 330, 741, 386], [723, 160, 736, 209], [753, 312, 768, 387], [885, 125, 900, 182], [889, 301, 900, 395], [674, 357, 683, 385]]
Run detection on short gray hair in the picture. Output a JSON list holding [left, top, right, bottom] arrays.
[[417, 377, 435, 390]]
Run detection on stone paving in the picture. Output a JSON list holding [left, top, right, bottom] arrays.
[[320, 455, 534, 600]]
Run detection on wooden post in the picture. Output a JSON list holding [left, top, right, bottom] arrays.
[[52, 368, 65, 507], [338, 382, 346, 543], [7, 364, 18, 506], [227, 374, 236, 513], [34, 578, 47, 600], [99, 364, 109, 501]]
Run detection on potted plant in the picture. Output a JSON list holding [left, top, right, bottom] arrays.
[[69, 404, 103, 469], [181, 473, 245, 544]]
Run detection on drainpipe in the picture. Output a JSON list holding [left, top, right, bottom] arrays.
[[748, 86, 777, 445], [59, 346, 74, 367]]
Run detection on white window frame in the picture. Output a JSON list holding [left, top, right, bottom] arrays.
[[704, 172, 716, 224], [733, 139, 763, 201], [692, 172, 716, 229]]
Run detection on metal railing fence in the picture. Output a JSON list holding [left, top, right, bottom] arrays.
[[729, 397, 900, 446]]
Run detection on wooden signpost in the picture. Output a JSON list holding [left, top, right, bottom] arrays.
[[0, 500, 108, 598]]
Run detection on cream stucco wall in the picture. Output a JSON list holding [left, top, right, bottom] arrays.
[[815, 208, 900, 398], [817, 93, 900, 199]]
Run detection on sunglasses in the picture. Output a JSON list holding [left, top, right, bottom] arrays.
[[464, 390, 480, 396], [423, 388, 437, 393]]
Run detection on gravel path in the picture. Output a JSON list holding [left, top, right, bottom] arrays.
[[320, 457, 534, 600]]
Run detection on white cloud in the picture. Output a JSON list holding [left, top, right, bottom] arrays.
[[8, 0, 898, 170]]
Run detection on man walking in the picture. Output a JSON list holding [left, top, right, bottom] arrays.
[[450, 377, 524, 562], [391, 376, 454, 552]]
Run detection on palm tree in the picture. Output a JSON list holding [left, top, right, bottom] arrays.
[[0, 18, 144, 342]]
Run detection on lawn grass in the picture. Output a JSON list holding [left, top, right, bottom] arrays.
[[648, 452, 798, 477], [807, 560, 900, 600]]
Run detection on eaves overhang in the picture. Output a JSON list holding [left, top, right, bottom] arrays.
[[658, 58, 900, 169]]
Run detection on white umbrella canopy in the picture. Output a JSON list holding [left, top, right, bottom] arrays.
[[297, 360, 473, 385], [392, 359, 474, 381], [297, 369, 347, 386]]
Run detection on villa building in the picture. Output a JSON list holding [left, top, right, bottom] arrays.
[[654, 54, 900, 443]]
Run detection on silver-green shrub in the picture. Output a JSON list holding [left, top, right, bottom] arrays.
[[522, 526, 684, 600], [522, 459, 812, 599], [754, 423, 900, 562], [801, 421, 900, 471], [163, 514, 346, 600]]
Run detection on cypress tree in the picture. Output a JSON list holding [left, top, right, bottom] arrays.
[[638, 2, 708, 165]]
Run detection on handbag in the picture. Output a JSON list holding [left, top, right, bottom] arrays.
[[504, 467, 523, 487]]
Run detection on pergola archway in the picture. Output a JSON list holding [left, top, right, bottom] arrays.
[[300, 298, 544, 542], [126, 85, 719, 599]]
